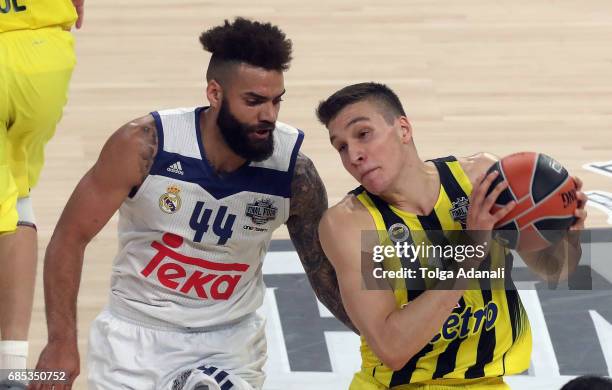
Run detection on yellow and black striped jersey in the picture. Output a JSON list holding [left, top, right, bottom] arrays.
[[353, 156, 531, 388], [1, 0, 76, 33]]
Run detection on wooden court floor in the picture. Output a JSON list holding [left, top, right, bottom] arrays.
[[25, 1, 612, 388]]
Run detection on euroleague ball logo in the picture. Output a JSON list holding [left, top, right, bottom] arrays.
[[561, 188, 577, 208]]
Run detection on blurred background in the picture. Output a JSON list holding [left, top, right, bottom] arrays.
[[29, 1, 612, 388]]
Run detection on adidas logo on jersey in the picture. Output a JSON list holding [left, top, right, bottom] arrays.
[[167, 161, 184, 175]]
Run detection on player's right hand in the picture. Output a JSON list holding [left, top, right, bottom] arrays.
[[466, 170, 516, 231], [464, 170, 516, 259], [570, 176, 587, 231], [29, 340, 80, 390]]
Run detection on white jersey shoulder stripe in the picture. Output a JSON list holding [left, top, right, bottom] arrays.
[[155, 107, 201, 160], [249, 121, 302, 172]]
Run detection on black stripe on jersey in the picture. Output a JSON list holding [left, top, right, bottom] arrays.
[[429, 156, 469, 225], [507, 291, 523, 343], [416, 202, 467, 379], [400, 158, 469, 381], [426, 156, 469, 270], [502, 288, 519, 376], [397, 233, 426, 295], [394, 157, 471, 381], [416, 213, 456, 271], [367, 192, 426, 295], [501, 249, 527, 374], [349, 185, 365, 196], [503, 251, 520, 342], [504, 251, 516, 291], [502, 251, 528, 373], [430, 157, 501, 378], [430, 158, 467, 202], [432, 297, 467, 379], [390, 343, 435, 387], [465, 257, 497, 379]]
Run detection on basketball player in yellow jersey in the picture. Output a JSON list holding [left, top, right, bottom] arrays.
[[0, 0, 83, 385], [316, 82, 588, 390]]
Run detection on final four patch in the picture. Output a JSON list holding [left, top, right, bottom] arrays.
[[159, 184, 182, 214], [246, 198, 278, 225]]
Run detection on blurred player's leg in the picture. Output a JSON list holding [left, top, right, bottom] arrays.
[[0, 224, 35, 378], [0, 156, 18, 235], [0, 226, 37, 340], [0, 26, 20, 382], [0, 27, 75, 377]]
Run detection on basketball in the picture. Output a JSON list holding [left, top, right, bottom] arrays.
[[486, 152, 578, 252]]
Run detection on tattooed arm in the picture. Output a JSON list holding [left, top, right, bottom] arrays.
[[33, 115, 158, 387], [287, 153, 358, 333]]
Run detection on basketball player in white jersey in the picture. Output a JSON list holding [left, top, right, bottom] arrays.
[[32, 18, 354, 390]]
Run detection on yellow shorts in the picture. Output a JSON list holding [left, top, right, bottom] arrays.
[[350, 371, 511, 390], [0, 27, 75, 232]]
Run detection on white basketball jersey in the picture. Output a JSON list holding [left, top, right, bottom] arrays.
[[109, 107, 304, 329]]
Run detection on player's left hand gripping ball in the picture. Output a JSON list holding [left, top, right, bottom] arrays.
[[570, 176, 587, 230]]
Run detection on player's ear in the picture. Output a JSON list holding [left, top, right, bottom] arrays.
[[398, 116, 413, 144], [206, 79, 223, 109]]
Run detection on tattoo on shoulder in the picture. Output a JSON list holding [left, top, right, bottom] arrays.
[[288, 154, 328, 275], [138, 124, 158, 182], [290, 154, 328, 217]]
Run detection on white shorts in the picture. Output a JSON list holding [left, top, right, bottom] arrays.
[[87, 309, 267, 390]]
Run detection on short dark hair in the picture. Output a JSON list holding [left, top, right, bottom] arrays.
[[560, 375, 612, 390], [200, 17, 292, 82], [316, 82, 406, 126]]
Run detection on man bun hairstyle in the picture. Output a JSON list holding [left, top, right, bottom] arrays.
[[200, 17, 292, 81]]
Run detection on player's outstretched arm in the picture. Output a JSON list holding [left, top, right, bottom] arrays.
[[286, 153, 358, 333], [32, 115, 157, 389], [319, 204, 466, 370]]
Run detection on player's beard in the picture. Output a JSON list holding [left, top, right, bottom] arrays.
[[217, 99, 275, 162]]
